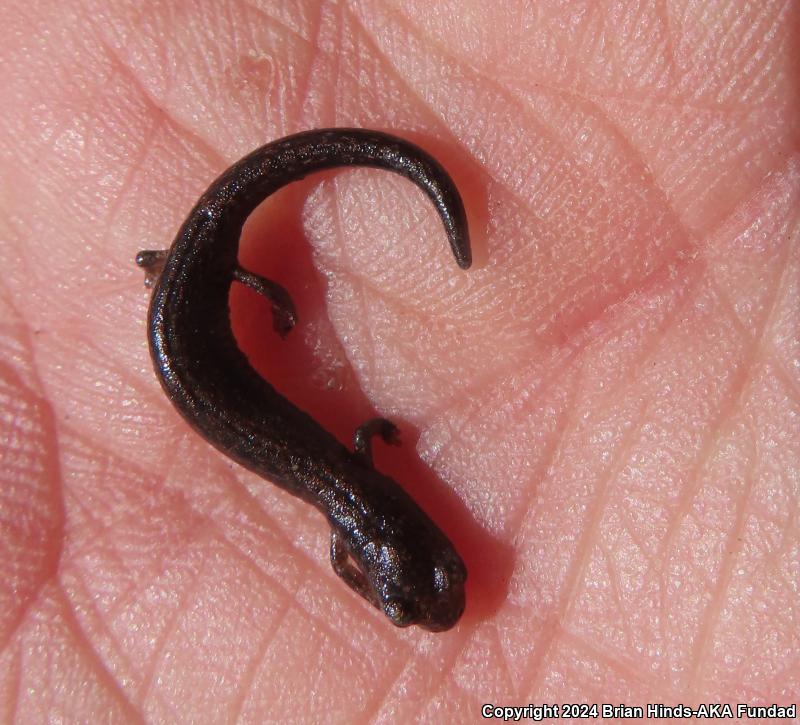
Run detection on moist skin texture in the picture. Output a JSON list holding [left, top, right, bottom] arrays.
[[136, 129, 470, 632], [1, 0, 798, 721]]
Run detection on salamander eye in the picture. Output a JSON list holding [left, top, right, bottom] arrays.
[[384, 599, 414, 627], [433, 566, 450, 592]]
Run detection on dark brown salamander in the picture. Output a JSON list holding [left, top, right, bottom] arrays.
[[136, 129, 471, 631]]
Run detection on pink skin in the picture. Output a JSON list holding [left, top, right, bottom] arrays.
[[1, 0, 798, 720]]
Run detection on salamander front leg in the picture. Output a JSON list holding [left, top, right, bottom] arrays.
[[135, 249, 168, 288], [330, 530, 379, 608], [353, 418, 400, 467], [233, 266, 297, 338]]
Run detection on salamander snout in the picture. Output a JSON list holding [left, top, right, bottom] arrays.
[[379, 550, 467, 632]]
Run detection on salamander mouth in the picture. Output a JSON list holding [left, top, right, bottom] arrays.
[[420, 604, 464, 631], [416, 587, 466, 632], [380, 584, 466, 631]]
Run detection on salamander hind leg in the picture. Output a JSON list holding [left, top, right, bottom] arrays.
[[135, 249, 168, 288], [330, 530, 379, 607], [233, 266, 297, 338], [353, 418, 400, 467]]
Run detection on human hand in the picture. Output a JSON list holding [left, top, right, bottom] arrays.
[[1, 0, 797, 720]]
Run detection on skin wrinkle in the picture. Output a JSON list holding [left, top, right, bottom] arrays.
[[91, 30, 229, 173], [679, 3, 730, 94], [62, 488, 140, 621], [687, 441, 758, 698], [549, 117, 675, 240], [0, 279, 51, 392], [658, 340, 761, 671], [402, 645, 471, 716], [523, 77, 789, 114], [191, 54, 225, 133], [405, 639, 469, 722], [769, 359, 800, 423], [134, 543, 211, 709], [558, 625, 671, 697], [60, 564, 145, 696], [738, 4, 785, 89], [576, 91, 690, 230], [292, 598, 390, 678], [68, 476, 195, 625], [648, 211, 794, 601], [328, 177, 384, 396], [498, 624, 529, 700], [0, 571, 58, 657], [685, 155, 800, 252], [351, 0, 460, 101], [486, 371, 583, 690], [351, 0, 714, 310], [218, 3, 243, 100], [290, 0, 325, 116], [333, 2, 349, 114], [649, 340, 749, 618], [59, 431, 341, 690], [559, 402, 649, 620], [226, 600, 292, 723], [232, 0, 315, 51], [82, 91, 158, 247], [484, 624, 519, 698], [719, 0, 777, 87], [72, 126, 784, 708], [747, 500, 795, 540], [611, 503, 655, 576], [341, 1, 460, 133], [575, 4, 611, 86], [571, 2, 599, 89], [89, 465, 323, 626], [370, 0, 800, 232], [421, 340, 577, 473], [65, 530, 159, 632], [591, 279, 699, 415], [524, 400, 647, 694], [598, 542, 638, 655], [3, 0, 797, 712], [331, 35, 706, 349], [766, 493, 796, 580], [529, 169, 799, 583], [0, 357, 63, 653], [428, 340, 578, 541], [598, 528, 664, 659], [242, 579, 376, 672], [424, 258, 695, 515], [206, 534, 306, 635], [502, 362, 582, 543], [219, 475, 333, 586], [7, 645, 22, 725], [51, 584, 145, 722], [423, 319, 569, 436], [323, 256, 459, 401], [211, 530, 300, 613], [683, 243, 798, 690], [47, 344, 150, 439], [358, 645, 414, 721], [659, 0, 679, 89], [64, 377, 188, 467]]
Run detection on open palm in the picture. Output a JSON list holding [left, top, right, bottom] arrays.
[[1, 0, 798, 721]]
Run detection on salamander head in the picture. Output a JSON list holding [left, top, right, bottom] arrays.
[[330, 465, 467, 631], [366, 534, 467, 632]]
